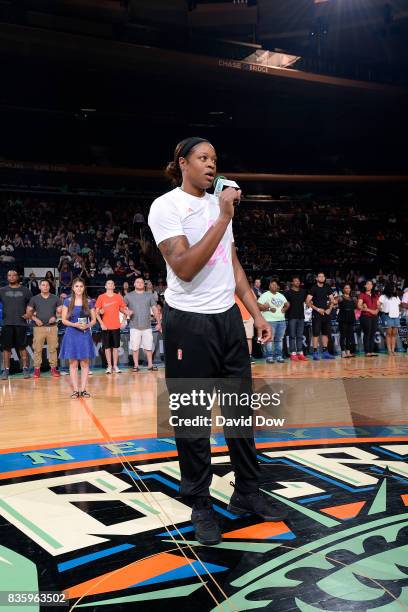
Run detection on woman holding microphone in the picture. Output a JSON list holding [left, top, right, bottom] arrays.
[[148, 136, 283, 547]]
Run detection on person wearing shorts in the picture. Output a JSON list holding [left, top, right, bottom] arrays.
[[125, 277, 161, 371], [95, 280, 127, 373], [0, 270, 32, 380], [379, 283, 401, 355], [306, 272, 336, 360]]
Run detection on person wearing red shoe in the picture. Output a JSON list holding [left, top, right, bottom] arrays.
[[285, 276, 307, 361], [26, 279, 62, 378]]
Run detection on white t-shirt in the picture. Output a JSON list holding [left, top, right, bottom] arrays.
[[379, 295, 401, 318], [148, 187, 235, 314], [402, 289, 408, 316]]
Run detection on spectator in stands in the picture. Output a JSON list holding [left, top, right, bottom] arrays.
[[45, 271, 56, 294], [77, 259, 90, 281], [357, 280, 379, 357], [0, 240, 15, 262], [252, 278, 262, 299], [68, 239, 81, 256], [114, 260, 126, 277], [285, 276, 307, 361], [126, 259, 141, 284], [58, 249, 72, 268], [337, 283, 356, 358], [0, 270, 32, 380], [145, 280, 158, 302], [72, 254, 84, 274], [26, 272, 40, 296], [156, 279, 166, 298], [258, 278, 289, 363], [379, 282, 401, 354], [120, 281, 130, 297], [59, 262, 73, 294], [13, 233, 24, 248], [88, 251, 97, 272], [133, 209, 145, 236], [100, 259, 114, 277], [26, 279, 62, 378]]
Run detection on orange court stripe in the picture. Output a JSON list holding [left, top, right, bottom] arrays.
[[78, 397, 114, 440], [223, 521, 290, 540], [321, 501, 366, 519], [64, 551, 192, 600]]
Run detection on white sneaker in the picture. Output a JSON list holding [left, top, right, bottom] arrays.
[[113, 366, 121, 373], [106, 366, 112, 374]]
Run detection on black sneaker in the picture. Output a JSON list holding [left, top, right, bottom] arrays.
[[191, 498, 221, 546], [228, 488, 288, 521]]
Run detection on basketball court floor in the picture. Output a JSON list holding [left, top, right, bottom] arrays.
[[1, 355, 407, 611]]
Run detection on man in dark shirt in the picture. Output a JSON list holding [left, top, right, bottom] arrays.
[[252, 278, 262, 299], [0, 270, 32, 379], [306, 272, 336, 360], [26, 279, 62, 379], [285, 276, 307, 361]]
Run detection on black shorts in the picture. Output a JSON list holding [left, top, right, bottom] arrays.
[[312, 314, 332, 337], [1, 325, 28, 350], [101, 329, 121, 349]]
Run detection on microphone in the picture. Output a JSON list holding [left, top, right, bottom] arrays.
[[213, 175, 240, 198]]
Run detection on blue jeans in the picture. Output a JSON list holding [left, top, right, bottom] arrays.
[[263, 320, 287, 359], [288, 318, 305, 353]]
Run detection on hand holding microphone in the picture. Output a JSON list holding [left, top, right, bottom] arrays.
[[214, 175, 241, 220]]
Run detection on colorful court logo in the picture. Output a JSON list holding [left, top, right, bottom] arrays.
[[0, 427, 407, 610]]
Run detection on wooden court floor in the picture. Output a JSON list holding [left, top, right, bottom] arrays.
[[0, 354, 408, 611], [1, 354, 407, 450]]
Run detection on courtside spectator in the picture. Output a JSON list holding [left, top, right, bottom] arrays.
[[307, 272, 336, 360], [357, 280, 379, 357], [27, 279, 62, 378], [285, 276, 307, 361], [379, 282, 401, 354], [0, 270, 32, 380], [125, 277, 161, 371], [337, 283, 356, 358], [258, 278, 289, 363], [95, 280, 127, 373]]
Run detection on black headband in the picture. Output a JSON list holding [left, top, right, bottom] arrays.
[[178, 137, 209, 159]]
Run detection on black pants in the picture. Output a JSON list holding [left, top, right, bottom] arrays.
[[162, 303, 260, 499], [339, 321, 355, 352], [360, 315, 378, 354], [287, 318, 305, 353]]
